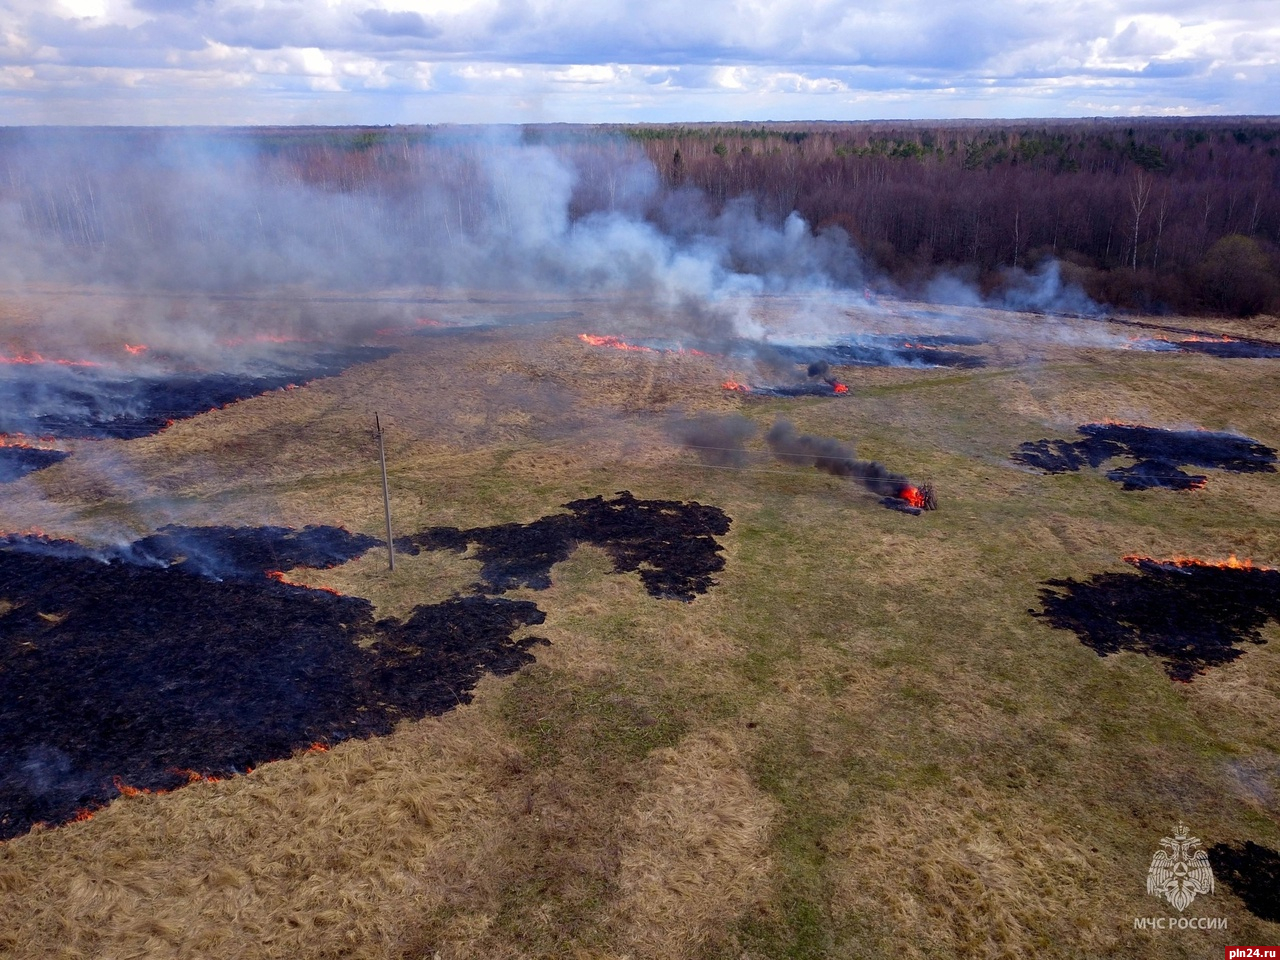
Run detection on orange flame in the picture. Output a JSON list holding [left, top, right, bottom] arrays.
[[899, 486, 927, 509], [113, 776, 155, 797], [265, 569, 341, 594], [0, 352, 101, 367], [0, 433, 52, 450], [578, 333, 657, 353], [123, 343, 148, 355], [721, 380, 750, 392], [832, 382, 848, 394], [1123, 553, 1272, 572], [1, 526, 53, 539]]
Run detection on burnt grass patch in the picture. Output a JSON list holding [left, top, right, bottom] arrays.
[[0, 523, 382, 577], [771, 334, 986, 370], [1013, 423, 1277, 490], [0, 446, 69, 483], [626, 332, 985, 370], [0, 524, 548, 840], [747, 382, 849, 398], [0, 345, 394, 440], [1208, 841, 1280, 923], [1035, 558, 1280, 681], [0, 496, 733, 840], [1135, 337, 1280, 359], [396, 490, 732, 601]]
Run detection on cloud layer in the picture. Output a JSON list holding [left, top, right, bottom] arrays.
[[0, 1, 1277, 123]]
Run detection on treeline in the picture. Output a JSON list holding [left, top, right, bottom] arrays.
[[614, 119, 1280, 316], [1, 121, 1277, 315]]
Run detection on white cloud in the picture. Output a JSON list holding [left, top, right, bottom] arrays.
[[0, 0, 1276, 122]]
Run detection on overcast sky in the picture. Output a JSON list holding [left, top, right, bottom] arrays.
[[0, 0, 1276, 125]]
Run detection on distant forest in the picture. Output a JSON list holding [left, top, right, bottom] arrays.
[[2, 119, 1277, 316], [618, 119, 1280, 317]]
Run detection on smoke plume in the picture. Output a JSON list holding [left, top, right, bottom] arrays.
[[671, 413, 758, 467], [765, 420, 911, 497]]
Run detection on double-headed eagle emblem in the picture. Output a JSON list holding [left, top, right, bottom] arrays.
[[1147, 824, 1214, 911]]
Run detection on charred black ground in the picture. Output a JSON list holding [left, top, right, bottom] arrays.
[[1013, 423, 1277, 490], [1133, 337, 1280, 359], [1035, 558, 1280, 681], [745, 382, 849, 398], [610, 333, 986, 373], [0, 523, 381, 577], [0, 523, 547, 840], [0, 496, 733, 839], [0, 446, 69, 483], [0, 345, 394, 440], [771, 334, 986, 370], [395, 491, 731, 601], [1208, 841, 1280, 923]]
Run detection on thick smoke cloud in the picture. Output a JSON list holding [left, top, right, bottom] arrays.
[[0, 123, 1124, 405], [0, 128, 867, 348]]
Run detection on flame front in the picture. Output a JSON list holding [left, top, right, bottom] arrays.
[[1, 433, 54, 451], [721, 380, 750, 392], [832, 382, 848, 394], [1123, 553, 1272, 572], [123, 343, 148, 355], [0, 352, 101, 367], [266, 569, 342, 595], [578, 333, 657, 353], [113, 776, 154, 797]]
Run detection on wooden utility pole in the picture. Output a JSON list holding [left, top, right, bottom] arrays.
[[376, 412, 394, 571]]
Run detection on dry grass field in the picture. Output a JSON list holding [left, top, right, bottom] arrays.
[[2, 287, 1279, 959]]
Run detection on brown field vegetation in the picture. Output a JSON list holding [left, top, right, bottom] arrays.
[[1, 285, 1278, 958]]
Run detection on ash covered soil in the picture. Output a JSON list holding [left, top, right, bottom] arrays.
[[0, 345, 395, 441], [1014, 423, 1278, 491], [1036, 557, 1280, 681], [0, 494, 729, 840], [0, 446, 69, 483]]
